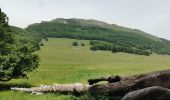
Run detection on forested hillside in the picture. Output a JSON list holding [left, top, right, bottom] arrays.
[[26, 18, 170, 55], [51, 18, 161, 42]]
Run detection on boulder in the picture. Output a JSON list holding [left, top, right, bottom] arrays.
[[122, 86, 170, 100]]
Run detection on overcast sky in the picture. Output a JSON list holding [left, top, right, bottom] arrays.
[[0, 0, 170, 40]]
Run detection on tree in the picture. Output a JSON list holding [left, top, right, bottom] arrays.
[[0, 9, 39, 82], [111, 46, 118, 53]]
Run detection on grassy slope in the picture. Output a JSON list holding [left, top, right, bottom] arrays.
[[0, 38, 170, 100]]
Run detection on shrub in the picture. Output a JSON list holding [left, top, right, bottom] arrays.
[[72, 41, 78, 46], [43, 37, 48, 41], [40, 43, 44, 46], [81, 43, 85, 46]]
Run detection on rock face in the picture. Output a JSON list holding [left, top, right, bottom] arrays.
[[88, 70, 170, 98], [122, 86, 170, 100]]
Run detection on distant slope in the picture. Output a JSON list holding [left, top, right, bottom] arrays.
[[50, 18, 161, 42], [26, 18, 170, 55]]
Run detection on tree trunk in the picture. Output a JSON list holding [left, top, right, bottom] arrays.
[[11, 83, 91, 95]]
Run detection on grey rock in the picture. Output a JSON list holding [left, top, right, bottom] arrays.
[[122, 86, 170, 100]]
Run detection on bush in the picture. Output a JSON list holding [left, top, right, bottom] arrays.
[[40, 43, 44, 46], [45, 37, 48, 41], [81, 43, 85, 46], [72, 41, 78, 46], [43, 37, 48, 41]]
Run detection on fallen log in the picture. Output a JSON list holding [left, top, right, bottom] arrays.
[[122, 86, 170, 100], [11, 83, 91, 95], [88, 69, 170, 98], [11, 75, 121, 94]]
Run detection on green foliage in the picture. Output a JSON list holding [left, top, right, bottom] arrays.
[[51, 18, 161, 42], [90, 40, 152, 56], [0, 9, 39, 81], [40, 43, 44, 46], [10, 26, 42, 52], [26, 19, 170, 55], [72, 41, 78, 46], [43, 37, 48, 41], [81, 43, 85, 46]]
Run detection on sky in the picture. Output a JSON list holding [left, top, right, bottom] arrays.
[[0, 0, 170, 40]]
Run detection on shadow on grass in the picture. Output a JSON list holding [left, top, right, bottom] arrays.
[[0, 82, 33, 91]]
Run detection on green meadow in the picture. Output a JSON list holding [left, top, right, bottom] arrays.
[[0, 38, 170, 100]]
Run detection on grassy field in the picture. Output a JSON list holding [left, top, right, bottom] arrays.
[[0, 38, 170, 100]]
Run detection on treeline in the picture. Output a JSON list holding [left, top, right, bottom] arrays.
[[26, 20, 170, 55], [90, 40, 152, 56]]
